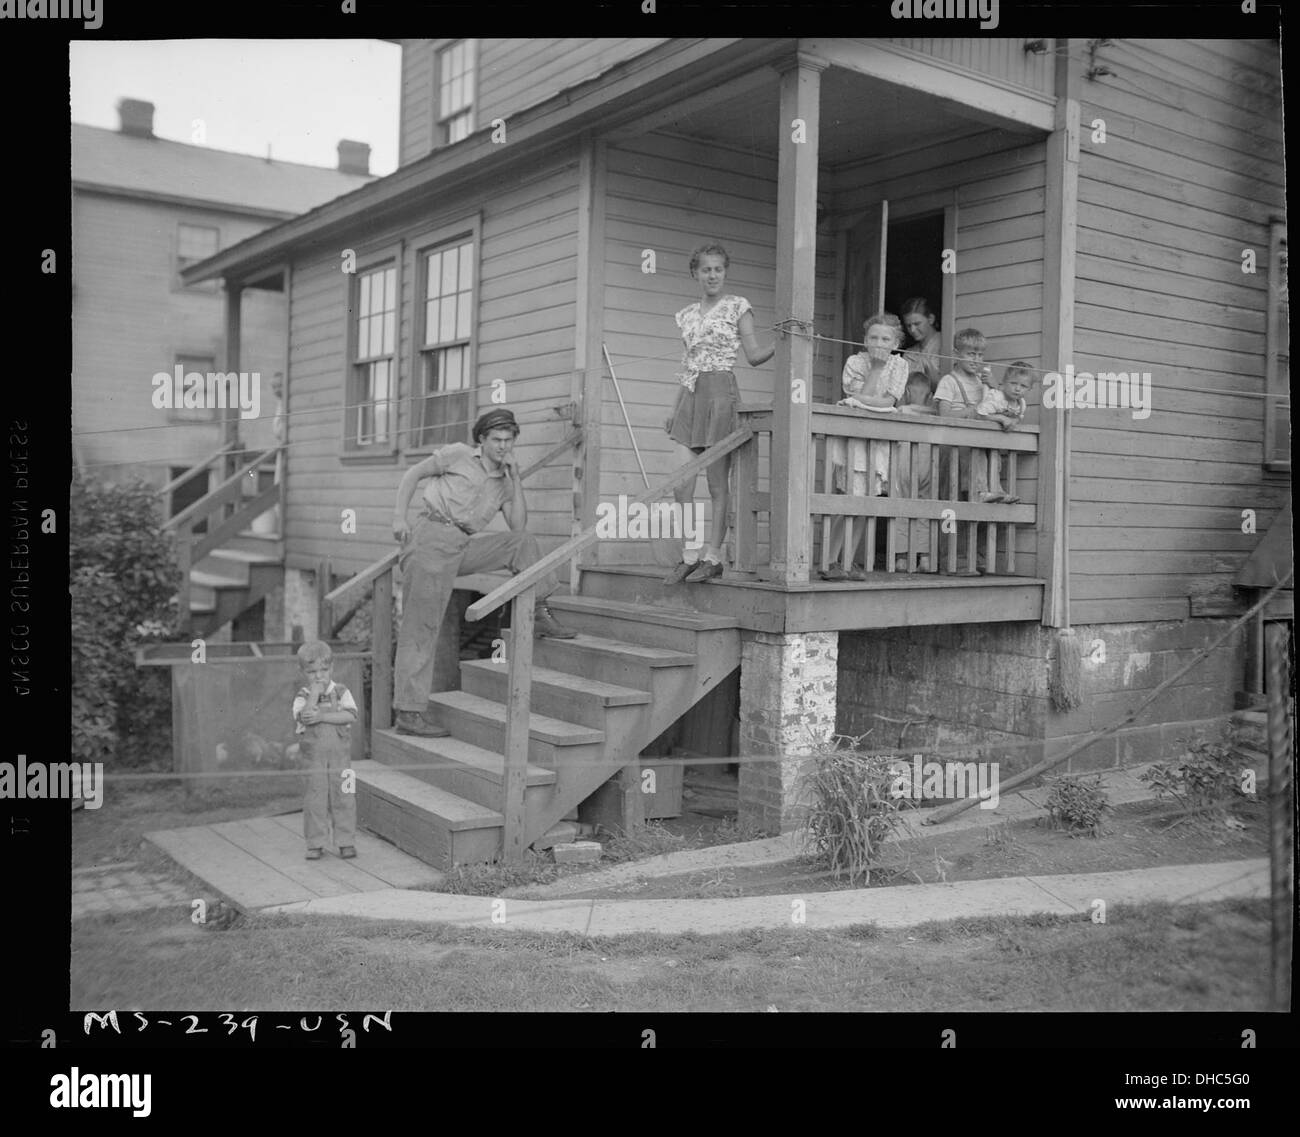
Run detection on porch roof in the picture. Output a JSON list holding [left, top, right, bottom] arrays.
[[180, 37, 795, 288]]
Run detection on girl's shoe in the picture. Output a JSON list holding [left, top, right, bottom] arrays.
[[663, 560, 696, 585], [820, 565, 848, 582], [684, 559, 723, 583], [339, 846, 357, 860], [847, 565, 868, 581], [305, 848, 323, 861]]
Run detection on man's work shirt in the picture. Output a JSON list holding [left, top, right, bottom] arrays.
[[419, 443, 511, 534]]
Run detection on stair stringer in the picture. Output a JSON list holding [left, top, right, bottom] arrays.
[[517, 626, 741, 846]]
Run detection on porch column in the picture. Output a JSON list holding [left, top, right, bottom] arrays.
[[768, 53, 825, 583], [574, 135, 607, 580], [1037, 40, 1082, 627], [737, 630, 838, 833], [222, 282, 244, 486]]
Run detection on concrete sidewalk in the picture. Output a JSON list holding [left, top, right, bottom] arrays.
[[263, 858, 1269, 936], [503, 763, 1162, 902]]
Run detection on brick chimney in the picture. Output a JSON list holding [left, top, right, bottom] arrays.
[[337, 140, 371, 176], [117, 98, 155, 138]]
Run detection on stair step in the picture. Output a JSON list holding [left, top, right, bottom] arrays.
[[545, 595, 737, 651], [205, 547, 282, 566], [352, 758, 502, 869], [504, 627, 695, 668], [373, 729, 556, 788], [509, 628, 696, 693], [428, 690, 604, 746], [461, 658, 651, 731], [190, 568, 246, 590]]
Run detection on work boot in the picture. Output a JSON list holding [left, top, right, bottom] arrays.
[[533, 604, 576, 638], [663, 560, 696, 585], [395, 710, 449, 737], [684, 559, 723, 583]]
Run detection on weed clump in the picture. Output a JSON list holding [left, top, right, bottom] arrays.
[[1044, 774, 1111, 837], [1141, 739, 1252, 817]]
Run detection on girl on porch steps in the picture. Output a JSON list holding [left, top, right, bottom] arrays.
[[662, 243, 775, 585]]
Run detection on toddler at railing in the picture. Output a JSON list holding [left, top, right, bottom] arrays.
[[976, 362, 1032, 504]]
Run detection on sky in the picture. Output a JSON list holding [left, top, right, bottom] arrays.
[[69, 40, 402, 176]]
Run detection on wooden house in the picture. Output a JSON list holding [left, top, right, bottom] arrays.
[[178, 37, 1290, 866]]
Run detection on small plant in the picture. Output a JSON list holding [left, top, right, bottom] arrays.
[[601, 821, 689, 862], [1141, 739, 1249, 817], [1044, 774, 1111, 837], [433, 854, 559, 895], [796, 736, 911, 885]]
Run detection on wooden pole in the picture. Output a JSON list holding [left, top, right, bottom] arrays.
[[1265, 621, 1293, 1012], [501, 588, 535, 862], [372, 568, 393, 734]]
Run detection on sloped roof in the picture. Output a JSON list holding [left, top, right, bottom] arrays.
[[1235, 494, 1294, 590], [72, 123, 375, 217]]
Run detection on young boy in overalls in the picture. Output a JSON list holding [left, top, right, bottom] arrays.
[[293, 640, 359, 860]]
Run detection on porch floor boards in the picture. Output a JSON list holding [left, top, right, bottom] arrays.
[[146, 813, 443, 911]]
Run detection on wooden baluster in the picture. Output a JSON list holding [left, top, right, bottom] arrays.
[[847, 437, 865, 573], [986, 448, 1000, 574], [929, 445, 940, 572], [908, 440, 920, 572], [736, 434, 758, 573], [501, 589, 535, 862], [965, 447, 979, 574], [1005, 452, 1017, 575], [886, 440, 900, 572], [947, 446, 959, 574], [372, 568, 393, 733], [176, 522, 193, 635]]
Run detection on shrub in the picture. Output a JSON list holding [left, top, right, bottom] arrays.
[[1141, 739, 1250, 815], [71, 477, 182, 768], [796, 738, 911, 885], [1043, 774, 1111, 837]]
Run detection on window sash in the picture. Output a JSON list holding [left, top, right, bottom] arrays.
[[437, 39, 476, 143], [349, 262, 398, 449]]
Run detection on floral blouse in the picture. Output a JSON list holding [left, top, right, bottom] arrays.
[[674, 294, 753, 392], [841, 352, 909, 401]]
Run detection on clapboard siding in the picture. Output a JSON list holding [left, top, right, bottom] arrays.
[[398, 39, 663, 167], [282, 152, 581, 574], [1070, 39, 1285, 623], [888, 37, 1054, 95], [72, 192, 283, 480]]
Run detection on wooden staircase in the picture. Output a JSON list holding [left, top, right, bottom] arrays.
[[355, 597, 740, 869], [189, 531, 284, 637]]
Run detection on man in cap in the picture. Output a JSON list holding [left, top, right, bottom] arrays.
[[390, 408, 574, 737]]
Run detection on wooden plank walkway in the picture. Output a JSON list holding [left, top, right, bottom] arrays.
[[147, 813, 444, 911]]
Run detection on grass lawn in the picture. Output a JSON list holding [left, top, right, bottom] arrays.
[[72, 896, 1273, 1012]]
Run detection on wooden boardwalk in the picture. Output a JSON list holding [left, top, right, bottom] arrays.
[[147, 813, 444, 911]]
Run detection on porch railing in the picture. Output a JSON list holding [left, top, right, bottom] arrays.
[[735, 404, 1039, 577], [161, 443, 285, 626], [323, 427, 584, 751]]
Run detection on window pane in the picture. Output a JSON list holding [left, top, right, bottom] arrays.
[[458, 243, 473, 290], [359, 272, 371, 314], [357, 317, 370, 360], [456, 292, 471, 340], [425, 300, 440, 346], [383, 310, 395, 355], [440, 248, 457, 297], [426, 252, 441, 299], [439, 297, 456, 342], [384, 268, 396, 314]]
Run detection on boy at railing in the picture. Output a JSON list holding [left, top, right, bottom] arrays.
[[976, 362, 1032, 504], [935, 327, 995, 500], [293, 640, 359, 861]]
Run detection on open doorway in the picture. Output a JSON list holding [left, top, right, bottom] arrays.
[[885, 212, 945, 341]]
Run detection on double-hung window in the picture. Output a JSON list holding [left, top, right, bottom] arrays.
[[347, 259, 398, 451], [413, 232, 477, 448], [437, 39, 477, 145]]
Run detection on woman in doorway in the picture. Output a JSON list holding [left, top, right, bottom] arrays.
[[900, 296, 944, 397], [662, 243, 774, 584]]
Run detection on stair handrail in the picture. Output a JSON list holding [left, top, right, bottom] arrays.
[[155, 442, 234, 504], [465, 426, 752, 623], [163, 443, 285, 532]]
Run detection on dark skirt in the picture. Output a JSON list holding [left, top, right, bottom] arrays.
[[667, 370, 740, 451]]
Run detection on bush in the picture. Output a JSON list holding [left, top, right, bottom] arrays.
[[1141, 739, 1249, 816], [796, 738, 911, 885], [1043, 774, 1111, 837], [71, 477, 182, 768]]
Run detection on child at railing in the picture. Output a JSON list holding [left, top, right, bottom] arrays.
[[293, 640, 359, 861], [935, 327, 995, 502], [822, 312, 910, 579], [976, 362, 1032, 504]]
